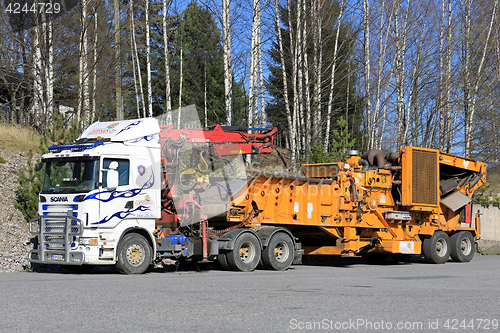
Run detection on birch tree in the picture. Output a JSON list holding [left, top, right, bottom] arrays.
[[463, 0, 497, 157], [394, 0, 410, 147], [145, 0, 153, 117], [114, 0, 121, 120], [222, 0, 233, 125], [325, 0, 345, 149], [92, 1, 99, 123], [163, 0, 173, 125], [129, 0, 146, 117], [274, 0, 296, 168]]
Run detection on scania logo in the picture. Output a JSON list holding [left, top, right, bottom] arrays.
[[50, 197, 69, 202]]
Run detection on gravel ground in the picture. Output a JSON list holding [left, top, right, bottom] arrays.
[[0, 149, 37, 273]]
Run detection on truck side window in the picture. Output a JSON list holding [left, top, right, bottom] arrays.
[[103, 159, 130, 187]]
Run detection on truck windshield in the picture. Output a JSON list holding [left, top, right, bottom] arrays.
[[42, 158, 98, 193]]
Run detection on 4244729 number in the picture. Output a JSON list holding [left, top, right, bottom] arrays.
[[5, 2, 61, 14]]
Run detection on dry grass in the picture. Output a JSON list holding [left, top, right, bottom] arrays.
[[0, 123, 41, 152]]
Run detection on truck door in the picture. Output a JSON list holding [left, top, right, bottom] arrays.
[[95, 157, 132, 229]]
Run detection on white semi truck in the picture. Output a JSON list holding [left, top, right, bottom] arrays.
[[29, 117, 282, 273]]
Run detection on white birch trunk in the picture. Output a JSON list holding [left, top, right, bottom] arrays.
[[444, 0, 452, 152], [114, 0, 121, 120], [163, 0, 172, 125], [257, 2, 265, 127], [394, 0, 410, 147], [438, 0, 447, 151], [465, 0, 497, 157], [287, 0, 298, 163], [129, 0, 146, 116], [130, 11, 141, 118], [82, 0, 90, 128], [373, 0, 391, 150], [275, 0, 296, 168], [222, 0, 233, 125], [296, 0, 304, 153], [145, 0, 152, 117], [324, 0, 344, 149], [177, 43, 183, 129], [92, 3, 98, 123], [32, 23, 43, 128], [362, 0, 372, 149], [302, 0, 311, 159], [46, 5, 54, 124], [312, 0, 322, 145]]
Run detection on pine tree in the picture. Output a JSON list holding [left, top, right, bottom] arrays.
[[310, 116, 356, 163], [16, 113, 80, 221]]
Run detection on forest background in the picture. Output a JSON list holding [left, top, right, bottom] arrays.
[[1, 0, 500, 170]]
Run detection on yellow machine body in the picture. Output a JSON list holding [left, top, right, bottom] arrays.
[[226, 146, 486, 257]]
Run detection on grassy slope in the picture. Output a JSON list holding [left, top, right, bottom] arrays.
[[0, 124, 41, 152]]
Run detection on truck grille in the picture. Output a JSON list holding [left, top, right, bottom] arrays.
[[29, 212, 85, 265]]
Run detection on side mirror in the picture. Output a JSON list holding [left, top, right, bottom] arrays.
[[105, 161, 119, 189], [36, 162, 43, 171]]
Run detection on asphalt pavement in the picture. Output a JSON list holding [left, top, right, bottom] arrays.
[[0, 255, 499, 332]]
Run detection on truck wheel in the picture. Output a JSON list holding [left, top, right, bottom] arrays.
[[261, 232, 294, 271], [216, 252, 231, 270], [226, 233, 261, 272], [116, 233, 152, 274], [422, 231, 450, 264], [450, 231, 475, 262]]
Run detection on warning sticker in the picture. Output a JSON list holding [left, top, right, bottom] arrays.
[[307, 203, 313, 219], [294, 202, 300, 213], [399, 241, 415, 254]]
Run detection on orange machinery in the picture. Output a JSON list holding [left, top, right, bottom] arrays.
[[225, 146, 486, 264]]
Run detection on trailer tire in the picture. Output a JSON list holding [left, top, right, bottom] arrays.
[[450, 231, 475, 262], [116, 233, 151, 274], [261, 232, 294, 271], [422, 231, 450, 264], [226, 233, 261, 272]]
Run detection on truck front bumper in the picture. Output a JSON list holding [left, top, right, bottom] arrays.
[[29, 212, 85, 265]]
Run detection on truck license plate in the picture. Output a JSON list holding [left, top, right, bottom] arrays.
[[51, 254, 64, 261]]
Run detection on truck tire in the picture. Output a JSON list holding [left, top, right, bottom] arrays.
[[450, 231, 475, 262], [261, 232, 294, 271], [216, 252, 231, 270], [116, 233, 152, 274], [422, 231, 450, 264], [226, 233, 261, 272]]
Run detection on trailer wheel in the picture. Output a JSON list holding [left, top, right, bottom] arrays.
[[226, 233, 261, 272], [261, 232, 294, 271], [422, 231, 450, 264], [116, 233, 151, 274], [450, 231, 475, 262]]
